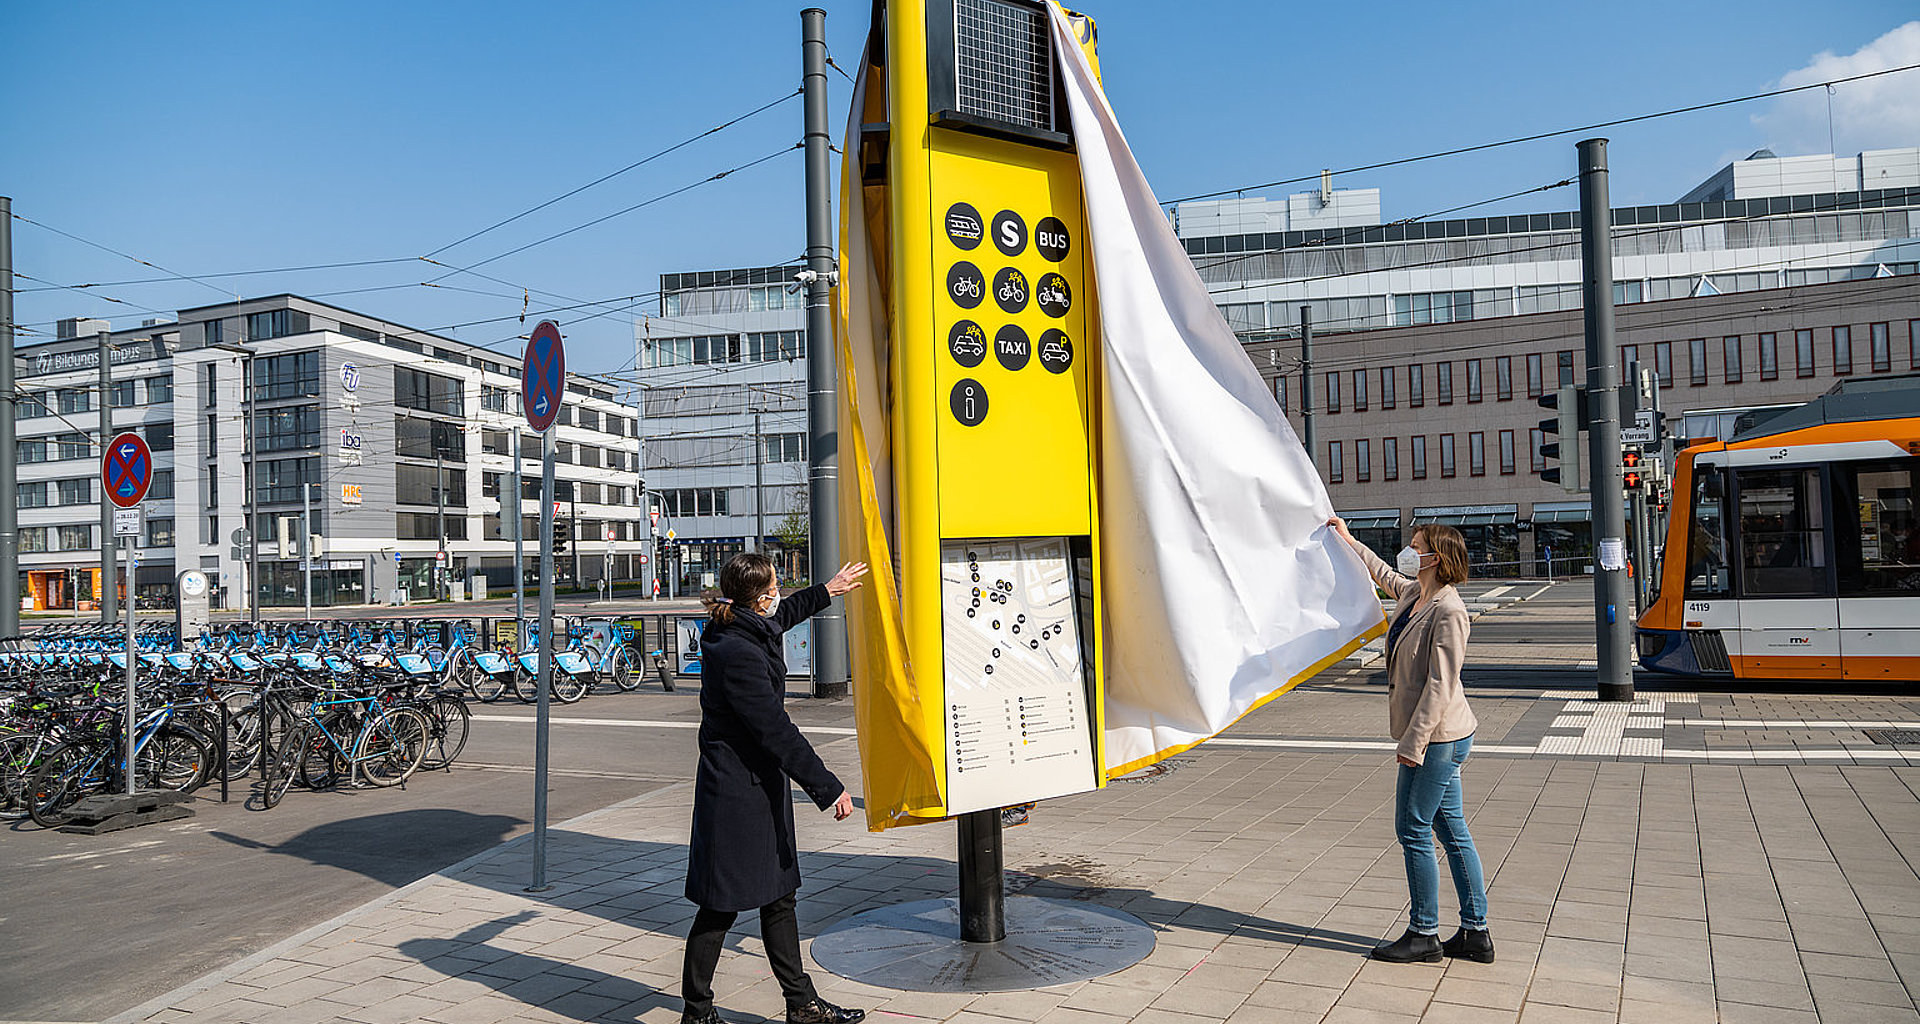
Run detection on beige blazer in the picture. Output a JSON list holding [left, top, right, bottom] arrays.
[[1359, 545, 1478, 765]]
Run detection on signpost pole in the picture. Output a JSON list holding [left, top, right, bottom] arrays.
[[533, 428, 555, 890], [958, 810, 1006, 942], [513, 430, 525, 638], [124, 531, 135, 795], [302, 482, 314, 621], [98, 331, 117, 623]]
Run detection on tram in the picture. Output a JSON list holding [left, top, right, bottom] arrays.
[[1637, 373, 1920, 682]]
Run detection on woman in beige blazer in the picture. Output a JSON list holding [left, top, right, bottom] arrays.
[[1329, 517, 1492, 965]]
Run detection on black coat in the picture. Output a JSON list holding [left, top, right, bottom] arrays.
[[685, 583, 844, 912]]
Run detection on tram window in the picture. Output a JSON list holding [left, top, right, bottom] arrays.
[[1736, 467, 1830, 597], [1834, 460, 1920, 596], [1684, 468, 1730, 598]]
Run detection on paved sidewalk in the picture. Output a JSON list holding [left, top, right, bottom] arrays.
[[104, 673, 1920, 1024]]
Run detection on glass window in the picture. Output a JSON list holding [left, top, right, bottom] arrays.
[[1530, 428, 1546, 473], [258, 458, 323, 505], [1496, 356, 1512, 401], [1736, 466, 1829, 597], [57, 432, 89, 460], [1352, 369, 1368, 412], [1325, 372, 1340, 414], [17, 439, 48, 464], [57, 388, 90, 415], [16, 391, 49, 419], [1466, 359, 1482, 403], [59, 525, 92, 550], [1796, 329, 1815, 377], [1440, 434, 1456, 478], [393, 416, 464, 461], [1411, 436, 1428, 480], [1689, 338, 1708, 386], [481, 385, 512, 413], [1380, 367, 1396, 409], [17, 481, 49, 508], [20, 527, 47, 552], [394, 368, 465, 416], [1621, 343, 1640, 374], [57, 478, 92, 505], [1684, 466, 1730, 598], [1526, 353, 1543, 398], [108, 380, 137, 407], [146, 375, 172, 403], [1723, 337, 1742, 383], [1383, 437, 1399, 481], [149, 470, 174, 500], [246, 309, 294, 340], [1833, 326, 1853, 376], [1468, 432, 1485, 476], [253, 405, 321, 452], [396, 464, 467, 507], [1272, 374, 1287, 411], [1655, 341, 1673, 387], [1355, 439, 1371, 482], [1436, 362, 1453, 405], [1327, 441, 1343, 483], [1557, 350, 1575, 387], [146, 517, 175, 548], [1499, 430, 1515, 475], [202, 363, 218, 407], [1869, 323, 1890, 374], [1834, 459, 1920, 596], [1760, 333, 1779, 380], [1911, 320, 1919, 370], [1408, 364, 1425, 407]]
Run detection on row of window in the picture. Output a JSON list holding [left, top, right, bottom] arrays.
[[481, 473, 638, 508], [19, 423, 174, 463], [16, 377, 173, 418], [656, 487, 733, 517], [17, 519, 174, 551], [647, 330, 808, 368], [477, 429, 634, 471], [1623, 321, 1917, 387], [480, 386, 635, 435], [1325, 431, 1527, 484], [1295, 352, 1579, 415]]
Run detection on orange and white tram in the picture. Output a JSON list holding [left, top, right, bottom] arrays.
[[1637, 374, 1920, 682]]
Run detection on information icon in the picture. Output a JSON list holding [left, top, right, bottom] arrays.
[[950, 378, 989, 426]]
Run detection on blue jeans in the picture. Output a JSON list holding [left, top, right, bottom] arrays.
[[1395, 735, 1488, 935]]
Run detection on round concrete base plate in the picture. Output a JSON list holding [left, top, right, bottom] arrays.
[[810, 896, 1156, 992]]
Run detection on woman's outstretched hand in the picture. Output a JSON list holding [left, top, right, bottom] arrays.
[[824, 562, 870, 597], [831, 791, 855, 820], [1326, 515, 1356, 545]]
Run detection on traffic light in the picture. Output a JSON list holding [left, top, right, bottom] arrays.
[[1622, 450, 1645, 492], [658, 540, 674, 562], [553, 520, 571, 556], [1537, 385, 1587, 493]]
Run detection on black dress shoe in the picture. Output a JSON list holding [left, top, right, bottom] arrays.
[[1370, 929, 1443, 963], [680, 1011, 722, 1024], [1443, 928, 1495, 963], [788, 999, 865, 1024]]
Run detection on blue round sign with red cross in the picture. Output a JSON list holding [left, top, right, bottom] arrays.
[[522, 320, 567, 433], [102, 431, 154, 508]]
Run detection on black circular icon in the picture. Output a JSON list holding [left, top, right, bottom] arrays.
[[945, 203, 983, 250], [951, 378, 988, 426], [994, 324, 1031, 371], [993, 267, 1029, 314], [1036, 272, 1072, 317], [1036, 217, 1071, 261], [1038, 329, 1073, 374], [948, 320, 987, 368], [991, 210, 1028, 257], [948, 262, 985, 309]]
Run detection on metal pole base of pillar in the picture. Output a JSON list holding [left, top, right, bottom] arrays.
[[1598, 681, 1637, 702], [810, 896, 1156, 992]]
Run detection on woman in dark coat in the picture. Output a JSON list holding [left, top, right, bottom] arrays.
[[681, 553, 868, 1024]]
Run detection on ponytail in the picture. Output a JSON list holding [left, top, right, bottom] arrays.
[[702, 593, 736, 627]]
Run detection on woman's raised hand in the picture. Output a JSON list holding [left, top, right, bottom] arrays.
[[825, 562, 870, 597]]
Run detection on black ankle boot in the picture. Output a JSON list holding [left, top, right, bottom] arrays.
[[1442, 928, 1495, 963], [1370, 929, 1443, 963], [788, 999, 864, 1024]]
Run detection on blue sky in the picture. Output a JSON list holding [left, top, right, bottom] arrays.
[[4, 1, 1916, 376]]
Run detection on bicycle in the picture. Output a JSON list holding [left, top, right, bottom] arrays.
[[262, 684, 427, 809]]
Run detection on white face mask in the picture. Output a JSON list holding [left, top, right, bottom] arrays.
[[1396, 546, 1428, 577], [756, 587, 780, 616]]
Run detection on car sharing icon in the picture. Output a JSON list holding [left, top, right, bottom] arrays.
[[102, 431, 154, 508], [522, 319, 566, 432]]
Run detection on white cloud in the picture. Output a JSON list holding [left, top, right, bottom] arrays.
[[1753, 21, 1920, 156]]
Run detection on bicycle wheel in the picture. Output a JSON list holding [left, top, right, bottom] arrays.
[[221, 706, 264, 782], [298, 716, 350, 791], [418, 693, 471, 771], [355, 706, 428, 787], [263, 726, 307, 809], [25, 740, 106, 828], [469, 668, 506, 703], [1, 731, 53, 819], [137, 727, 212, 794], [610, 647, 640, 692], [553, 668, 588, 704]]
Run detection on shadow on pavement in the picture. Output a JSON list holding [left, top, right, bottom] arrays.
[[367, 831, 1378, 1023], [209, 807, 525, 887]]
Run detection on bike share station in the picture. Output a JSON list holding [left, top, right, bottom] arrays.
[[808, 0, 1156, 990], [59, 430, 199, 834]]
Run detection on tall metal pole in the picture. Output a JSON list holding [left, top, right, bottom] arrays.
[[1576, 138, 1634, 702], [752, 409, 765, 556], [531, 427, 556, 889], [958, 810, 1006, 942], [1299, 306, 1316, 472], [302, 482, 314, 621], [435, 452, 447, 600], [0, 196, 19, 636], [123, 534, 136, 794], [244, 351, 259, 622], [801, 8, 847, 698], [98, 331, 117, 623], [635, 385, 655, 599], [513, 429, 525, 634]]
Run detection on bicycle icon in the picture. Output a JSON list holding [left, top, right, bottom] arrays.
[[998, 278, 1027, 304], [952, 276, 982, 299]]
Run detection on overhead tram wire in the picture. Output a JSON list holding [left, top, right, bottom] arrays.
[[423, 89, 801, 260], [12, 257, 423, 295], [8, 211, 250, 302], [1163, 61, 1920, 207]]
